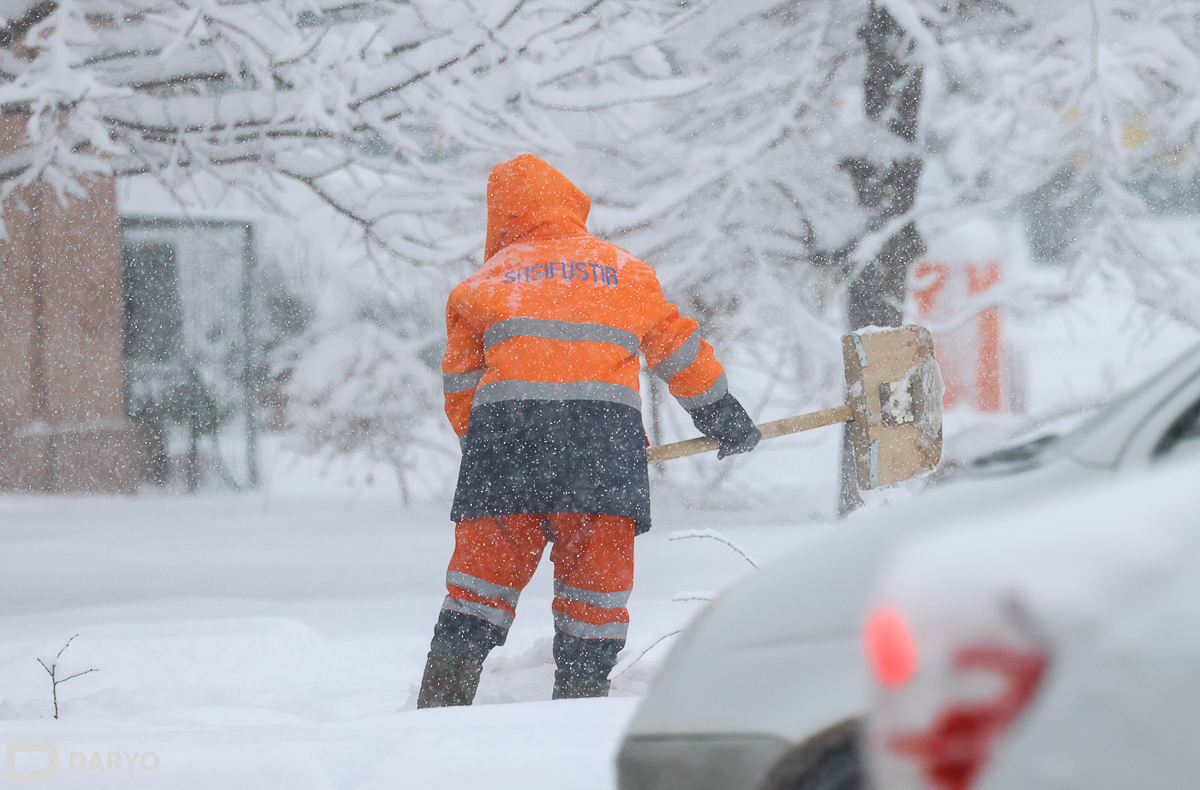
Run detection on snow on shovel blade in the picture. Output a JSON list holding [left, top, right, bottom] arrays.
[[843, 325, 944, 490]]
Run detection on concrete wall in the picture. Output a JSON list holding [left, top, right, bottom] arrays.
[[0, 113, 140, 494]]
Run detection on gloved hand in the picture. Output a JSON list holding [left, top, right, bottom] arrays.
[[686, 392, 762, 459], [717, 422, 762, 459]]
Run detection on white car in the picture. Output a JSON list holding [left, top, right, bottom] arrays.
[[617, 342, 1200, 790], [863, 458, 1200, 790]]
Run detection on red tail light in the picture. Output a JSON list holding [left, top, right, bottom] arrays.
[[865, 605, 919, 690], [887, 645, 1047, 790]]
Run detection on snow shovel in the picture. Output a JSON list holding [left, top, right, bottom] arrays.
[[646, 325, 944, 490]]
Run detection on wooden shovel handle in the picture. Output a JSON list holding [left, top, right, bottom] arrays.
[[646, 404, 853, 463]]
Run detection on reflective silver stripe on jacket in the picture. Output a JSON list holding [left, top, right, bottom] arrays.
[[553, 609, 629, 640], [484, 317, 640, 356], [651, 332, 701, 383], [448, 570, 522, 607], [675, 371, 728, 410], [472, 380, 642, 411], [554, 580, 631, 610], [442, 595, 515, 629], [443, 370, 485, 394]]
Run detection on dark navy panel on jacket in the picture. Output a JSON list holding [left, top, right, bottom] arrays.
[[452, 399, 651, 534]]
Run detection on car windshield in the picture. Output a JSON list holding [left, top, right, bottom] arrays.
[[970, 343, 1200, 472], [967, 411, 1093, 473], [1061, 342, 1200, 445]]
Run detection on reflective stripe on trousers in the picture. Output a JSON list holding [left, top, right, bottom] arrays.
[[441, 513, 635, 640], [553, 609, 629, 640], [442, 594, 515, 629], [552, 579, 631, 640], [442, 569, 523, 629]]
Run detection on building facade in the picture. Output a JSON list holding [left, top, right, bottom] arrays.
[[0, 113, 140, 494]]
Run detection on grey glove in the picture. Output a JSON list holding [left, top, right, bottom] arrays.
[[687, 392, 761, 459]]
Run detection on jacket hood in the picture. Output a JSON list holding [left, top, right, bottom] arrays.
[[485, 154, 590, 261]]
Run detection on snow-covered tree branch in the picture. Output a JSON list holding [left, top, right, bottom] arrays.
[[1, 0, 698, 266]]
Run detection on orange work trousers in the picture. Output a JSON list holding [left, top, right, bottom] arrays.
[[441, 513, 635, 641]]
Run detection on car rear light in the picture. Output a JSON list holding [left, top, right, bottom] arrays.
[[865, 605, 919, 690], [887, 645, 1047, 790]]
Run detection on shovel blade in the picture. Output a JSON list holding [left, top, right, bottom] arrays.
[[843, 325, 944, 489]]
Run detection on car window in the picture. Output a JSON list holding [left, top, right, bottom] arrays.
[[1153, 396, 1200, 461], [1063, 344, 1200, 450]]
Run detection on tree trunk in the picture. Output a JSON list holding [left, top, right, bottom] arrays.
[[837, 2, 926, 518]]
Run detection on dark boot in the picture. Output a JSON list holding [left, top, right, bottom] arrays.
[[417, 651, 485, 708], [553, 670, 611, 699], [551, 629, 623, 700], [417, 609, 507, 708]]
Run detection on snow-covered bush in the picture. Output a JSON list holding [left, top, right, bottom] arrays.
[[283, 320, 444, 505]]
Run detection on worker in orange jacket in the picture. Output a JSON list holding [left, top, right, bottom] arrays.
[[417, 154, 760, 706]]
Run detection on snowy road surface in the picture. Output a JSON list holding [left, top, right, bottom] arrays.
[[0, 494, 816, 788]]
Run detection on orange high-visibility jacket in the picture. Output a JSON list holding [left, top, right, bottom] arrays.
[[445, 155, 728, 532]]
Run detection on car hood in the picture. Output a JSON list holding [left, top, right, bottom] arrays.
[[625, 458, 1101, 739], [703, 462, 1090, 647]]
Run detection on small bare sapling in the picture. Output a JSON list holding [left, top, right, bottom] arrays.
[[668, 529, 760, 569], [37, 635, 98, 719], [611, 630, 683, 681]]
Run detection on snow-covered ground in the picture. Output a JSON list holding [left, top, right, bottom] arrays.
[[0, 494, 814, 789]]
